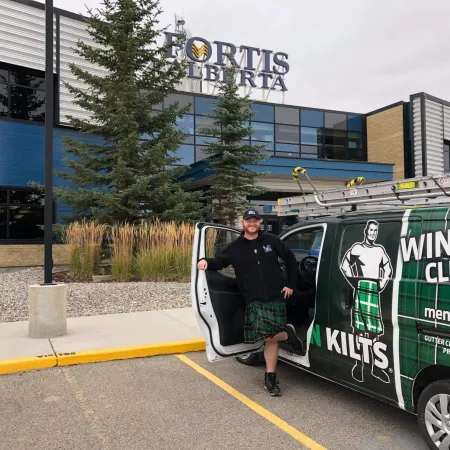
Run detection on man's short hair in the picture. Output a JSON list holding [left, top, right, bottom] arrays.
[[364, 220, 379, 236]]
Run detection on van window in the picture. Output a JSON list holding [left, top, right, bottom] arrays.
[[205, 227, 238, 278], [283, 227, 323, 261]]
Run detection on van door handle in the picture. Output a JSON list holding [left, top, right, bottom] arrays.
[[343, 287, 354, 310]]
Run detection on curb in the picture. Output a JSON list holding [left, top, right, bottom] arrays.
[[0, 338, 206, 375], [0, 354, 57, 375]]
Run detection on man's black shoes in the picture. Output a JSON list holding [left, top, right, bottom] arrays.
[[285, 324, 306, 356], [264, 372, 281, 396]]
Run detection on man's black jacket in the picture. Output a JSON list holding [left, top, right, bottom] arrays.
[[202, 231, 298, 304]]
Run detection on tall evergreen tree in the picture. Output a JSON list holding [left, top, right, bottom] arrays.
[[54, 0, 204, 224], [201, 69, 266, 226]]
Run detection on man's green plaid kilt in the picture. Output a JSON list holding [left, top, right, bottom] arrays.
[[244, 300, 287, 344], [352, 280, 383, 335]]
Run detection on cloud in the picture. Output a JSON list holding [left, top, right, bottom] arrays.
[[39, 0, 450, 113]]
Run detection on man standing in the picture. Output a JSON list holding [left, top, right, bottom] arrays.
[[340, 219, 393, 383], [197, 209, 303, 397]]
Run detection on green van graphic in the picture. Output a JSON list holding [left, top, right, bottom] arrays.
[[340, 220, 393, 384]]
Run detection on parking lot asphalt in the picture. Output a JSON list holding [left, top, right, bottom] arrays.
[[0, 353, 425, 450]]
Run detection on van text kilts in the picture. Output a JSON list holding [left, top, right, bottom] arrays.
[[244, 300, 287, 344]]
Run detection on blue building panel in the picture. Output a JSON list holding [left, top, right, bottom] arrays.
[[0, 121, 103, 220], [0, 121, 45, 186]]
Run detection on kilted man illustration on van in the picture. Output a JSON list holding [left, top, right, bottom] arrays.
[[340, 220, 392, 384]]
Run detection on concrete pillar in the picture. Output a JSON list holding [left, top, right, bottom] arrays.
[[28, 284, 67, 338]]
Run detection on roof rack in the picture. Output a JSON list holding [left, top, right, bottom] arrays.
[[273, 167, 450, 218]]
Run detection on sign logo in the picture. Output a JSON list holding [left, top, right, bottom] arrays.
[[165, 32, 289, 92], [340, 220, 392, 384], [191, 41, 209, 60]]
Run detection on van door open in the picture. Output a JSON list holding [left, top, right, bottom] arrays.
[[276, 222, 334, 374]]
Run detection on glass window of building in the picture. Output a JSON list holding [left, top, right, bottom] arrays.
[[9, 206, 45, 240], [445, 141, 450, 172], [348, 131, 362, 149], [275, 106, 299, 125], [301, 145, 319, 159], [196, 136, 219, 145], [323, 147, 348, 160], [276, 143, 299, 153], [325, 112, 347, 130], [324, 129, 346, 147], [164, 93, 194, 114], [172, 144, 194, 165], [251, 122, 274, 142], [175, 114, 194, 135], [251, 140, 274, 151], [10, 190, 45, 205], [351, 149, 365, 161], [275, 124, 299, 144], [0, 65, 46, 123], [301, 127, 322, 146], [275, 143, 299, 158], [275, 151, 298, 158], [10, 71, 45, 89], [0, 188, 50, 241], [0, 69, 7, 84], [0, 83, 8, 117], [251, 103, 274, 122], [196, 116, 218, 135], [195, 96, 217, 116], [300, 109, 324, 128], [348, 115, 363, 132], [195, 146, 209, 162], [0, 206, 6, 239]]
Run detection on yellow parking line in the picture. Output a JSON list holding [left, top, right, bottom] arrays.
[[177, 354, 327, 450]]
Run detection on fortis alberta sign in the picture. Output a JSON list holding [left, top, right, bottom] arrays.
[[165, 32, 289, 92]]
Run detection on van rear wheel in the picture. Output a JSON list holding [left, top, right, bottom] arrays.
[[418, 380, 450, 449]]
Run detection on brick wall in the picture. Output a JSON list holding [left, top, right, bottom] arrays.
[[0, 245, 69, 268], [367, 105, 405, 180]]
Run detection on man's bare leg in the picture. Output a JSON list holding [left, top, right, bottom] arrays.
[[264, 332, 287, 372]]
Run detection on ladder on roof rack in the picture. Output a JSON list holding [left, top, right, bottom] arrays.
[[273, 167, 450, 217]]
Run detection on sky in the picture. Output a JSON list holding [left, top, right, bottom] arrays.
[[40, 0, 450, 114]]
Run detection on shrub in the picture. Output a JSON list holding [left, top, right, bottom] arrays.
[[110, 223, 135, 282], [135, 219, 194, 282], [62, 219, 106, 280]]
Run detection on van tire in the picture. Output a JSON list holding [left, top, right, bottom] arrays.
[[417, 379, 450, 449], [235, 353, 262, 366]]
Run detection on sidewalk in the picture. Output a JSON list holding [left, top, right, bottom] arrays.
[[0, 308, 205, 375]]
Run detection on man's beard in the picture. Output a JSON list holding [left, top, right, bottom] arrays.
[[243, 224, 259, 234]]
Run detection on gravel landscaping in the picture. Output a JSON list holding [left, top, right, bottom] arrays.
[[0, 267, 191, 323]]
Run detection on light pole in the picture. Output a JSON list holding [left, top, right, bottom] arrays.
[[29, 0, 66, 340], [44, 0, 54, 285]]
